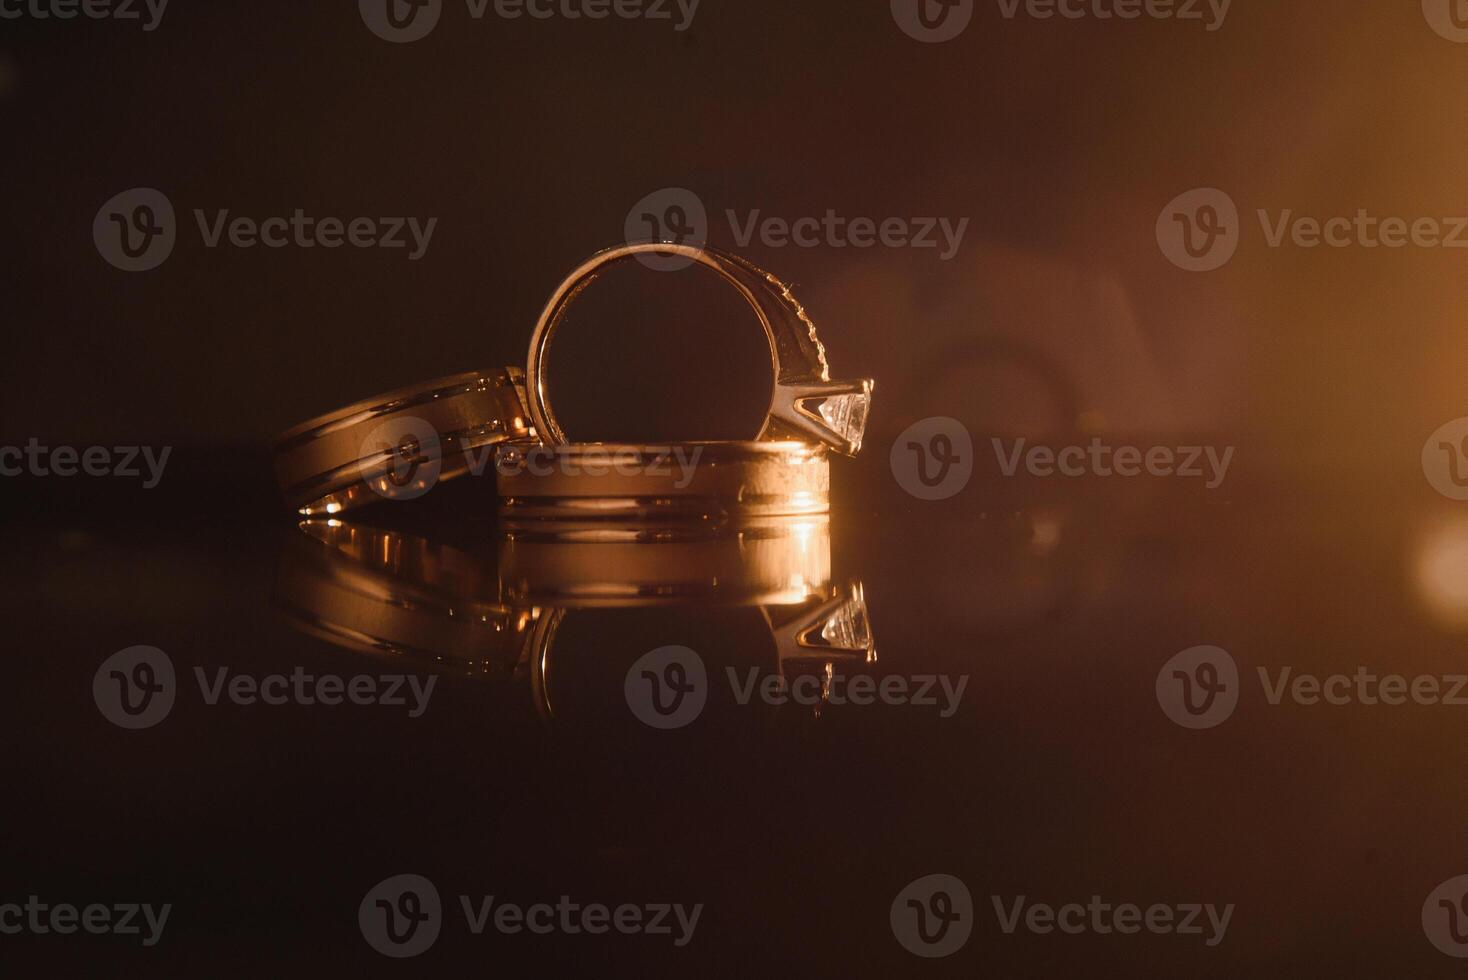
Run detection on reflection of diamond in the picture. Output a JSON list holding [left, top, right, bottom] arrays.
[[817, 392, 870, 453], [819, 595, 872, 654]]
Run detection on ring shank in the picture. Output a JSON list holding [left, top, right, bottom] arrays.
[[525, 244, 833, 448]]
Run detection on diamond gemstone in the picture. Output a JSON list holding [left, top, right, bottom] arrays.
[[819, 597, 873, 653], [816, 391, 870, 453]]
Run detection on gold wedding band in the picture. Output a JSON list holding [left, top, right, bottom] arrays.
[[272, 368, 533, 515], [495, 440, 829, 523]]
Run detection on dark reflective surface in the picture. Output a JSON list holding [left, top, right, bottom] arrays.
[[7, 457, 1467, 976]]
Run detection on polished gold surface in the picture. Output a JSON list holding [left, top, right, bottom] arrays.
[[495, 439, 830, 522], [524, 244, 874, 456], [272, 367, 534, 516]]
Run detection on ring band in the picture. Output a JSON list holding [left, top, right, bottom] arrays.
[[525, 244, 873, 456], [273, 368, 533, 515], [495, 440, 829, 522]]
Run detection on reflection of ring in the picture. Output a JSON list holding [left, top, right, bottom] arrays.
[[274, 520, 530, 677], [527, 581, 874, 726], [499, 514, 833, 605], [496, 440, 829, 523], [525, 244, 873, 456], [273, 368, 533, 515], [274, 519, 877, 726]]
